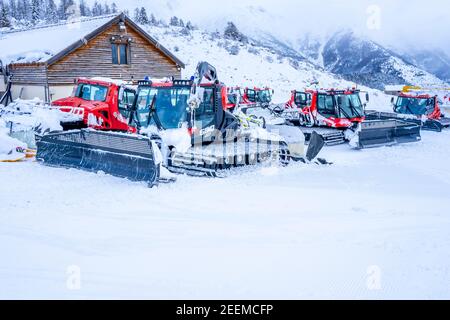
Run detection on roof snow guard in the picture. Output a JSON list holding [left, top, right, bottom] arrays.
[[0, 13, 185, 69]]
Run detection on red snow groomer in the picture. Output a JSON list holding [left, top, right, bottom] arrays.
[[285, 88, 366, 128], [126, 66, 324, 175], [281, 88, 421, 148], [242, 87, 273, 107], [51, 78, 137, 132], [366, 86, 450, 132], [37, 62, 326, 182], [228, 86, 273, 110]]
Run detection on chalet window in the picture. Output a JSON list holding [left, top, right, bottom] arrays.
[[112, 43, 129, 65]]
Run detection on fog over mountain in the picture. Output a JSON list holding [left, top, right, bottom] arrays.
[[103, 0, 450, 57]]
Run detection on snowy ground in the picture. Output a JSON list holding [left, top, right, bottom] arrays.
[[1, 129, 450, 299]]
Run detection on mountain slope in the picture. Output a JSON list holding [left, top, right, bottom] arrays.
[[297, 31, 448, 90], [400, 49, 450, 83], [142, 24, 389, 108]]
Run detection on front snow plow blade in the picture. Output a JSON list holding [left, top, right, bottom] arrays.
[[36, 130, 160, 186], [365, 110, 450, 132], [354, 119, 421, 149]]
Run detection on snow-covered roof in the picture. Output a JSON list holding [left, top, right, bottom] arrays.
[[0, 14, 185, 68]]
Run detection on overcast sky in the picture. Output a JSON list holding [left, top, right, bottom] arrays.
[[108, 0, 450, 55]]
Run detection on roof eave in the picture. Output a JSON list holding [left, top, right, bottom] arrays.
[[47, 14, 124, 67], [122, 15, 186, 68], [46, 13, 185, 69]]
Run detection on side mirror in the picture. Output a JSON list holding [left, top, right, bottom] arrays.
[[365, 93, 369, 102], [391, 97, 395, 104]]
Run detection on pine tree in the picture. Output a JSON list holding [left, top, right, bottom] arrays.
[[224, 21, 248, 43], [138, 7, 148, 24], [186, 21, 194, 30], [83, 4, 91, 17], [79, 0, 88, 16], [178, 18, 184, 28], [31, 0, 41, 24], [45, 0, 58, 23], [17, 0, 31, 21], [149, 12, 156, 25], [8, 0, 16, 20], [91, 0, 102, 16], [133, 7, 139, 21], [0, 0, 12, 27], [111, 2, 117, 14], [58, 0, 75, 20], [103, 2, 110, 15], [169, 16, 179, 26]]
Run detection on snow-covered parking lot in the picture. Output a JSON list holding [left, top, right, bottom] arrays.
[[1, 130, 450, 299]]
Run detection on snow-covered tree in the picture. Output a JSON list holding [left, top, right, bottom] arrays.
[[111, 2, 117, 13], [45, 0, 58, 23], [58, 0, 75, 20], [0, 0, 12, 27], [0, 0, 124, 28], [17, 0, 31, 21], [224, 21, 248, 43], [91, 0, 103, 16], [30, 0, 42, 24], [138, 7, 148, 24], [8, 0, 16, 20], [103, 2, 110, 15], [169, 16, 179, 26], [186, 21, 194, 30], [79, 0, 89, 16], [149, 12, 156, 25]]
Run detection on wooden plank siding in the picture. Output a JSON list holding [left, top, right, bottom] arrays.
[[9, 64, 47, 85], [47, 22, 181, 84]]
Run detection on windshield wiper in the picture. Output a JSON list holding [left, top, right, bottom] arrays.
[[335, 99, 353, 119], [147, 95, 163, 129], [402, 99, 415, 115], [348, 99, 362, 118]]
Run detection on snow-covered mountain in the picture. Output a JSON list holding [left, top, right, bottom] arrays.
[[400, 49, 450, 84], [296, 31, 448, 90], [103, 1, 450, 91], [140, 23, 390, 108], [3, 0, 449, 94]]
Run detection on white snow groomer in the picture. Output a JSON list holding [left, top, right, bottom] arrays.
[[36, 62, 326, 184]]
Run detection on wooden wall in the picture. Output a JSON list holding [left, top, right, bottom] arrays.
[[46, 21, 182, 84], [9, 64, 47, 85]]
